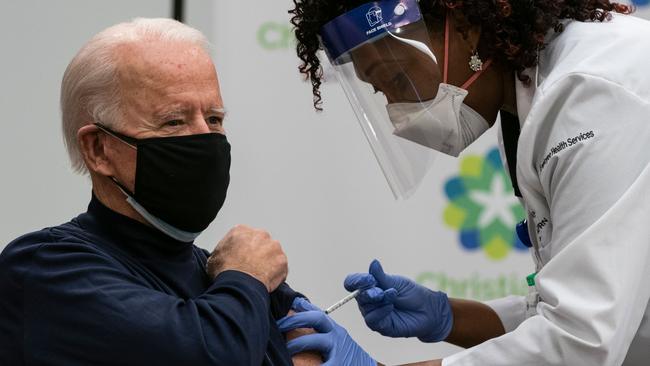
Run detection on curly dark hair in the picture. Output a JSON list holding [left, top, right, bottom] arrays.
[[289, 0, 633, 110]]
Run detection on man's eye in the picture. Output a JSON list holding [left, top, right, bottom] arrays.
[[206, 116, 222, 125], [165, 120, 184, 127]]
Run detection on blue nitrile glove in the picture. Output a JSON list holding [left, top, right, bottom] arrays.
[[344, 259, 453, 342], [277, 297, 377, 366]]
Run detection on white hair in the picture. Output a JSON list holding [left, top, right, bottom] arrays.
[[60, 18, 210, 174]]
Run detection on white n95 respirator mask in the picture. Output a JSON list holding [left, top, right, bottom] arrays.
[[387, 83, 489, 157]]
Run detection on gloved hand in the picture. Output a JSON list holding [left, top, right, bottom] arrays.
[[344, 259, 453, 342], [277, 297, 377, 366]]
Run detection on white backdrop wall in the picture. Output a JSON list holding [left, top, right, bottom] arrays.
[[2, 1, 649, 364]]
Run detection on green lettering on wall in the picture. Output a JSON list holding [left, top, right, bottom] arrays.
[[257, 22, 294, 50], [416, 271, 528, 301]]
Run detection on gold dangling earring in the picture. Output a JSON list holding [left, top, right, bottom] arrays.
[[469, 50, 483, 72]]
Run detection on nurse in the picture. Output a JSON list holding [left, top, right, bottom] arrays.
[[278, 0, 650, 365]]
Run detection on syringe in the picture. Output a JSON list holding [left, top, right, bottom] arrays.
[[324, 289, 361, 314]]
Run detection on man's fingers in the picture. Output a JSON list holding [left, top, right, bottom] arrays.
[[228, 224, 252, 237], [211, 224, 288, 292], [277, 311, 333, 333], [286, 333, 333, 356]]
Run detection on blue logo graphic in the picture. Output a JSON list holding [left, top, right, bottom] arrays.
[[443, 148, 528, 260]]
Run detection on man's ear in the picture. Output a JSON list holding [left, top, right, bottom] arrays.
[[77, 124, 115, 177]]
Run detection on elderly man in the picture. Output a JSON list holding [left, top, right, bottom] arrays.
[[0, 18, 318, 365]]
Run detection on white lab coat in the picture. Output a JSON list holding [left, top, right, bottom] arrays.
[[444, 14, 650, 366]]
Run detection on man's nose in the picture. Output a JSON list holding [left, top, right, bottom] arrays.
[[192, 122, 210, 134]]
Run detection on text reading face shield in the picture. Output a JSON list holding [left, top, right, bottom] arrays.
[[320, 0, 490, 199]]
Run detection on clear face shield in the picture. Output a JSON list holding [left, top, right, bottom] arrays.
[[320, 0, 492, 199]]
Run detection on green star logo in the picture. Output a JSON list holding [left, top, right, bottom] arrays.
[[443, 148, 528, 260]]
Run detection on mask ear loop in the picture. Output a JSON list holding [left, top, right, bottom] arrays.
[[94, 122, 137, 150], [94, 123, 138, 197], [443, 9, 493, 90], [110, 176, 137, 200], [461, 59, 492, 89]]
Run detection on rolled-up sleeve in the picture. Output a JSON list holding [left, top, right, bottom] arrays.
[[484, 295, 527, 333]]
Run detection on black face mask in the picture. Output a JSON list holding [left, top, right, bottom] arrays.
[[95, 123, 231, 238]]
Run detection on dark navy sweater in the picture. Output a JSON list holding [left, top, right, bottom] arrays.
[[0, 196, 298, 365]]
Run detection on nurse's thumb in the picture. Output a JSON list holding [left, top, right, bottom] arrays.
[[369, 259, 395, 290]]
